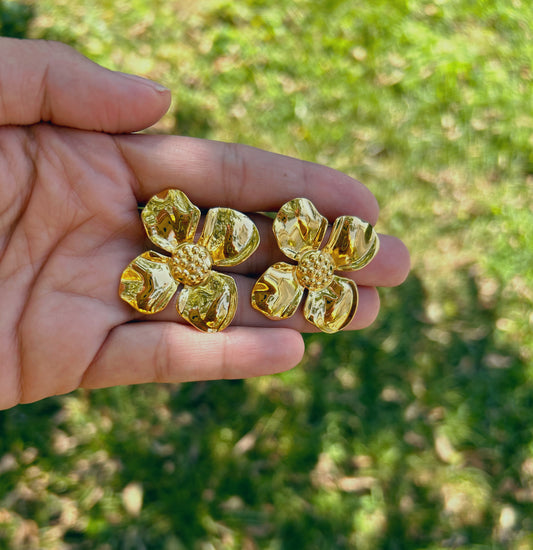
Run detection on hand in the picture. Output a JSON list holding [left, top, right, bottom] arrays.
[[0, 39, 410, 409]]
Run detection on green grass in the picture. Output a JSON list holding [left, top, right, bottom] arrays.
[[1, 0, 532, 548]]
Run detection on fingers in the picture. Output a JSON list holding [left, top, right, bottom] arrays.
[[0, 38, 170, 132], [110, 134, 406, 335], [355, 235, 410, 287], [80, 324, 304, 389], [240, 285, 381, 332], [114, 135, 380, 224], [227, 222, 410, 288], [126, 274, 380, 333], [117, 224, 406, 333]]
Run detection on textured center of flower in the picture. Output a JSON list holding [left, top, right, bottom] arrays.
[[295, 250, 335, 291], [170, 243, 212, 286]]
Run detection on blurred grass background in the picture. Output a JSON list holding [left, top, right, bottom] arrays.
[[1, 0, 532, 548]]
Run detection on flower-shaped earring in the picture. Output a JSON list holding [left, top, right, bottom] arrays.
[[119, 189, 259, 332], [251, 198, 379, 333]]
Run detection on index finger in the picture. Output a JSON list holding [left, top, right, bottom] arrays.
[[114, 135, 380, 224]]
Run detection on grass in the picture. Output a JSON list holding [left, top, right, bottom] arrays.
[[1, 0, 532, 548]]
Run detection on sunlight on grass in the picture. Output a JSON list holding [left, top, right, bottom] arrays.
[[0, 0, 532, 548]]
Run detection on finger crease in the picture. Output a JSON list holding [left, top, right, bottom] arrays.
[[221, 142, 248, 206]]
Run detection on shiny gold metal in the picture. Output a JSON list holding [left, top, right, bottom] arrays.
[[272, 198, 328, 260], [324, 216, 380, 270], [295, 250, 335, 291], [251, 262, 305, 320], [251, 198, 380, 333], [198, 208, 260, 267], [170, 243, 212, 286], [119, 251, 178, 314], [304, 276, 358, 334], [177, 272, 237, 333], [142, 189, 200, 253], [119, 189, 259, 332]]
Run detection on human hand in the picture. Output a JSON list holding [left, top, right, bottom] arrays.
[[0, 39, 410, 409]]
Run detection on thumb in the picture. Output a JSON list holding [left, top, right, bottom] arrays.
[[0, 38, 171, 133]]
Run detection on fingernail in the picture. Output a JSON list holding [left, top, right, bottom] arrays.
[[117, 72, 170, 93]]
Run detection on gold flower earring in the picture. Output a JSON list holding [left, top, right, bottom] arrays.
[[251, 198, 379, 333], [119, 189, 259, 332]]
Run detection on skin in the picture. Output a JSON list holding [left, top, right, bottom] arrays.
[[0, 38, 410, 410]]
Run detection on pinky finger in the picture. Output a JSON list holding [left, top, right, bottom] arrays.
[[81, 323, 304, 389]]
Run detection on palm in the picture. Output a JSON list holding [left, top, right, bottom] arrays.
[[1, 125, 139, 403]]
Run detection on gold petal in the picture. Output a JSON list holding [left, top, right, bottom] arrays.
[[250, 262, 304, 320], [141, 189, 201, 254], [304, 275, 358, 333], [119, 251, 178, 314], [177, 271, 238, 333], [197, 208, 260, 267], [323, 216, 380, 270], [272, 198, 328, 260]]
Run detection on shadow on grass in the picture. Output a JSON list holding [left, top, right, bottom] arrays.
[[0, 0, 33, 38], [1, 271, 531, 548], [173, 100, 213, 139], [308, 272, 533, 548]]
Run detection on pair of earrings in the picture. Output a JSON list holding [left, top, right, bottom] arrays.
[[119, 189, 379, 334]]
